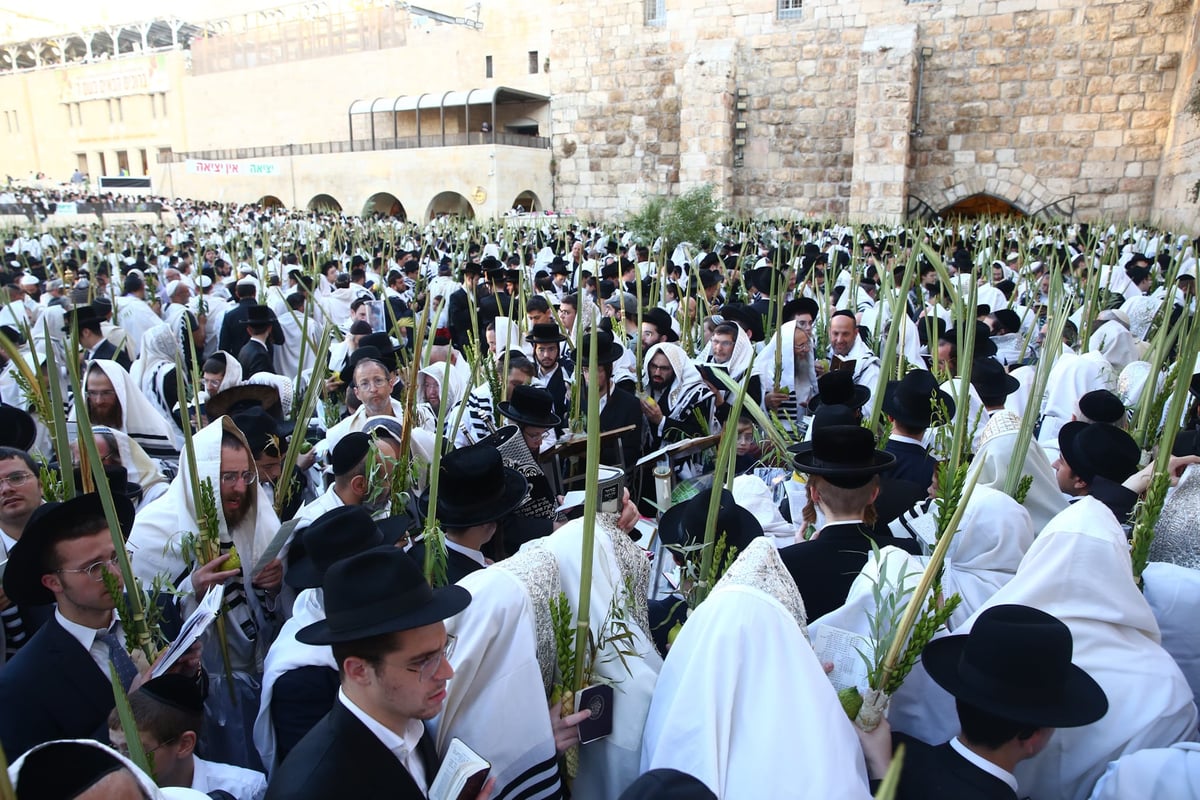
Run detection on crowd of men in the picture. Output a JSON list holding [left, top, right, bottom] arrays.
[[0, 193, 1199, 800]]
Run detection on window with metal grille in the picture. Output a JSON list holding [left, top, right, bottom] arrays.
[[778, 0, 802, 18], [645, 0, 665, 25]]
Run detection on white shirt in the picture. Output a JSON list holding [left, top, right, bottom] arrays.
[[338, 689, 428, 792], [949, 736, 1019, 794], [888, 432, 926, 448], [446, 539, 487, 567], [191, 756, 267, 800], [292, 483, 346, 531], [54, 607, 123, 678]]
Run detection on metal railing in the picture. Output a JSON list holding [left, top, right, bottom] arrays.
[[162, 131, 549, 162]]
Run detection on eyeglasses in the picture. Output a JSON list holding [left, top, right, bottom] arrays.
[[219, 470, 257, 486], [0, 471, 33, 490], [85, 389, 117, 400], [407, 634, 456, 682], [56, 552, 127, 581], [112, 736, 177, 759], [355, 377, 390, 392]]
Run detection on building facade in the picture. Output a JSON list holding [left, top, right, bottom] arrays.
[[1, 0, 1197, 225]]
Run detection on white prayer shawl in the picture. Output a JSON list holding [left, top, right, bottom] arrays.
[[940, 486, 1035, 629], [828, 336, 881, 420], [1088, 742, 1200, 800], [133, 323, 183, 433], [644, 540, 872, 799], [213, 350, 245, 393], [695, 325, 753, 381], [533, 515, 662, 800], [1119, 287, 1166, 341], [1143, 562, 1200, 703], [1004, 364, 1036, 418], [93, 425, 169, 508], [754, 320, 818, 403], [9, 739, 168, 800], [917, 498, 1199, 800], [969, 410, 1067, 535], [129, 417, 281, 668], [642, 342, 714, 432], [274, 304, 318, 379], [1036, 352, 1114, 455], [731, 474, 795, 548], [1089, 320, 1138, 375], [254, 588, 337, 773], [191, 292, 229, 358], [71, 360, 180, 461], [434, 557, 562, 800]]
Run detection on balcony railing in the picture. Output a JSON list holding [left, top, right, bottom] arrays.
[[163, 131, 549, 163]]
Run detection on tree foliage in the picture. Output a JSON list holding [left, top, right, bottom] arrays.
[[625, 183, 720, 252]]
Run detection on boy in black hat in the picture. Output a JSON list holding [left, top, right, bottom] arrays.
[[237, 305, 279, 377], [67, 304, 132, 370], [1052, 421, 1141, 524], [858, 604, 1107, 800], [881, 369, 955, 491], [526, 322, 572, 426], [108, 673, 267, 799], [266, 547, 485, 800]]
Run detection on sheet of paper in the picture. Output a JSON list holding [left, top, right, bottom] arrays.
[[555, 491, 587, 512], [151, 583, 225, 678], [811, 624, 871, 692]]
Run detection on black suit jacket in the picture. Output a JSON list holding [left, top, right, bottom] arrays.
[[271, 664, 340, 766], [0, 616, 114, 757], [884, 439, 938, 492], [266, 700, 439, 800], [541, 364, 573, 427], [780, 522, 921, 620], [237, 339, 275, 377], [219, 298, 258, 355], [90, 338, 132, 371], [600, 386, 645, 472], [893, 732, 1018, 800], [407, 541, 484, 586]]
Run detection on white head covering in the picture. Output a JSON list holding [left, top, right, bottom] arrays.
[[1088, 319, 1138, 374], [1037, 351, 1115, 449], [643, 342, 710, 413], [434, 546, 563, 800], [71, 360, 180, 460], [731, 473, 795, 548], [643, 539, 872, 798], [211, 349, 244, 393], [970, 410, 1067, 534], [92, 425, 168, 498], [131, 322, 180, 387], [695, 324, 753, 379], [493, 317, 532, 358], [754, 319, 817, 405]]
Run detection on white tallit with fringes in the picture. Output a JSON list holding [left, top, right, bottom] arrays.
[[70, 359, 181, 461]]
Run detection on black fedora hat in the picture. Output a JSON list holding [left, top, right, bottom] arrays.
[[3, 492, 136, 606], [642, 308, 678, 343], [808, 370, 871, 412], [1058, 421, 1140, 484], [1077, 389, 1125, 425], [718, 303, 764, 343], [297, 546, 471, 645], [968, 357, 1020, 399], [231, 406, 293, 457], [657, 487, 763, 555], [498, 384, 562, 429], [206, 383, 282, 422], [69, 464, 142, 506], [791, 425, 895, 488], [941, 321, 998, 359], [922, 604, 1107, 728], [525, 323, 567, 345], [339, 344, 388, 385], [63, 305, 103, 333], [286, 506, 390, 590], [549, 257, 570, 276], [0, 404, 36, 450], [244, 304, 278, 328], [423, 443, 529, 528], [882, 369, 956, 431], [576, 328, 625, 368]]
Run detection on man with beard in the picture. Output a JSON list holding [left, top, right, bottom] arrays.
[[640, 342, 714, 453], [825, 310, 881, 419], [526, 322, 572, 427], [76, 361, 181, 462]]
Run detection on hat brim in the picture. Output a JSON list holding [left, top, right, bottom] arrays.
[[296, 583, 472, 645], [421, 468, 530, 528], [526, 332, 568, 345], [0, 407, 37, 450], [657, 497, 763, 553], [791, 446, 895, 478], [3, 493, 136, 606], [578, 341, 625, 367], [922, 634, 1109, 728], [497, 402, 562, 430], [881, 382, 956, 430], [205, 384, 282, 421], [809, 384, 871, 412]]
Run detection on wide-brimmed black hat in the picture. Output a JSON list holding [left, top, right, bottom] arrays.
[[3, 492, 136, 606], [791, 424, 895, 488], [657, 487, 763, 555], [0, 404, 37, 450], [576, 328, 625, 368], [1058, 421, 1140, 484], [297, 546, 471, 645], [63, 305, 103, 333], [923, 604, 1108, 728], [498, 384, 562, 429], [549, 257, 570, 276], [941, 321, 998, 359], [339, 344, 389, 385], [206, 383, 282, 422], [231, 405, 294, 457], [808, 370, 870, 412], [718, 303, 764, 343], [968, 357, 1020, 399], [882, 369, 955, 430], [70, 464, 142, 505], [423, 444, 529, 528], [526, 323, 567, 344], [244, 304, 278, 329], [286, 506, 393, 590], [642, 308, 678, 343]]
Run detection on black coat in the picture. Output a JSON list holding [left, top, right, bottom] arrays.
[[780, 522, 921, 621], [219, 298, 259, 355], [237, 338, 276, 377], [884, 439, 938, 493], [600, 386, 645, 472], [541, 364, 573, 428], [0, 616, 114, 757], [892, 732, 1018, 800], [407, 541, 484, 586], [270, 664, 340, 766], [90, 338, 132, 371], [266, 700, 439, 800]]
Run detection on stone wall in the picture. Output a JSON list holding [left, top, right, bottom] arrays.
[[549, 0, 1197, 223], [1151, 0, 1200, 230]]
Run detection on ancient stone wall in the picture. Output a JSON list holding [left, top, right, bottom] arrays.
[[549, 0, 1196, 223], [1151, 0, 1200, 230]]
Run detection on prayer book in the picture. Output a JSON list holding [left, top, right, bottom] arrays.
[[577, 684, 615, 744], [428, 738, 490, 800], [151, 583, 225, 678], [812, 625, 871, 692]]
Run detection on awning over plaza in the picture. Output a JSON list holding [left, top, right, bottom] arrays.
[[347, 86, 549, 148]]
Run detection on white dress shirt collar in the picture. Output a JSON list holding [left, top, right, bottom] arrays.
[[338, 688, 428, 792], [445, 538, 487, 567], [949, 736, 1019, 793]]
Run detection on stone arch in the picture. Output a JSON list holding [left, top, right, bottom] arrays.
[[934, 166, 1054, 218], [256, 195, 284, 208], [424, 191, 475, 221], [941, 193, 1026, 218], [510, 190, 541, 213], [307, 193, 342, 212], [362, 192, 407, 219]]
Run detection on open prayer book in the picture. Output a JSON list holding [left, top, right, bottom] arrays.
[[428, 738, 490, 800], [150, 583, 225, 678]]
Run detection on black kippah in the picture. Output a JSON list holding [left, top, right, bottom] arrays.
[[139, 672, 207, 714], [331, 431, 372, 476], [1078, 389, 1125, 425]]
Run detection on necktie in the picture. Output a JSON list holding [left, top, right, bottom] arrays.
[[99, 631, 138, 690]]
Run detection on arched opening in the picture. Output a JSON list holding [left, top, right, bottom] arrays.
[[257, 195, 284, 209], [362, 192, 407, 219], [941, 194, 1026, 219], [510, 190, 541, 213], [425, 191, 475, 221], [307, 194, 342, 213]]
